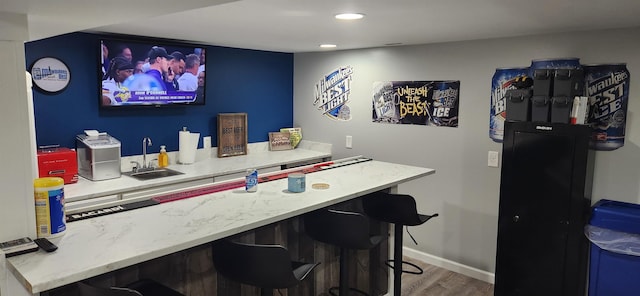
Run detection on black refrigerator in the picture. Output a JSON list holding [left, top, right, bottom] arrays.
[[494, 121, 594, 296]]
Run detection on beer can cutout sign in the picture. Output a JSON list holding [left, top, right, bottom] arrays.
[[584, 64, 630, 151], [490, 67, 529, 142]]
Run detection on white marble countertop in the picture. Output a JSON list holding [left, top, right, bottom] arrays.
[[7, 160, 434, 293], [66, 141, 332, 201]]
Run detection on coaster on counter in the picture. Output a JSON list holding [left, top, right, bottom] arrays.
[[311, 183, 330, 190]]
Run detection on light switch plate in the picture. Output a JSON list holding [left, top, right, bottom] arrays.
[[488, 151, 499, 168], [346, 135, 352, 149]]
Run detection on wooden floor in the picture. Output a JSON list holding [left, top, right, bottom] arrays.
[[400, 257, 494, 296]]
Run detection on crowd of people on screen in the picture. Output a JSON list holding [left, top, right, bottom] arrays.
[[101, 42, 206, 105]]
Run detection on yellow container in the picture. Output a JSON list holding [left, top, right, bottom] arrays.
[[34, 177, 66, 238]]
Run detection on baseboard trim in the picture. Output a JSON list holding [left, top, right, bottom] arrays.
[[402, 247, 495, 284]]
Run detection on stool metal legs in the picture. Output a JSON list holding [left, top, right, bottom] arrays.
[[260, 288, 273, 296], [328, 247, 368, 296], [339, 247, 349, 296], [361, 191, 438, 296], [393, 223, 403, 296], [389, 223, 424, 296]]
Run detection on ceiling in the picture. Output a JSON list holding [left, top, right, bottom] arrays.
[[6, 0, 640, 53]]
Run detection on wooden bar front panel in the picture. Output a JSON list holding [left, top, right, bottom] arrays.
[[47, 198, 389, 296]]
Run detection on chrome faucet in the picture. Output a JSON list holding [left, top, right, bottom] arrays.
[[142, 137, 152, 169], [130, 160, 141, 172]]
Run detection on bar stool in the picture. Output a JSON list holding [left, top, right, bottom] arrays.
[[77, 278, 184, 296], [212, 239, 320, 296], [304, 208, 385, 296], [362, 191, 438, 296]]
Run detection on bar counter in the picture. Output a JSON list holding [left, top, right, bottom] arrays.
[[7, 159, 435, 294]]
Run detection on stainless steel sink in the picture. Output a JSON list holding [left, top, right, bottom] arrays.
[[124, 168, 184, 180]]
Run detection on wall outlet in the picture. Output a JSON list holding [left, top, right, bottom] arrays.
[[488, 151, 499, 168], [346, 135, 352, 149], [203, 136, 212, 149]]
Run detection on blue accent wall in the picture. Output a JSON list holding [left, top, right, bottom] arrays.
[[25, 32, 293, 156]]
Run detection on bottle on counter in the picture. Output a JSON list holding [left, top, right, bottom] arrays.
[[158, 145, 169, 168]]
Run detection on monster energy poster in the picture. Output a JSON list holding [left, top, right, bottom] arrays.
[[372, 81, 460, 127]]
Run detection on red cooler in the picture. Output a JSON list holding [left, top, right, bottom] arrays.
[[37, 147, 78, 184]]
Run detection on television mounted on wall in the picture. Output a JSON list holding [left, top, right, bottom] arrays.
[[99, 35, 206, 108]]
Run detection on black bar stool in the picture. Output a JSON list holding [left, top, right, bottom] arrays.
[[77, 278, 184, 296], [362, 191, 439, 296], [212, 239, 320, 296], [304, 208, 385, 296]]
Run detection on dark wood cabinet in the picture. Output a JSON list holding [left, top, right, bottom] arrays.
[[495, 121, 594, 296]]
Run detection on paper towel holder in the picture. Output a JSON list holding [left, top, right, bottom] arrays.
[[217, 113, 248, 158], [179, 127, 200, 164]]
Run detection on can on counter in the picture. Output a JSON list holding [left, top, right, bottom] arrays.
[[34, 177, 66, 238], [490, 67, 529, 142], [287, 173, 306, 193], [584, 64, 630, 151], [245, 169, 258, 192]]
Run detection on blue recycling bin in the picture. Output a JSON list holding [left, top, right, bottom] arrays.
[[586, 199, 640, 296]]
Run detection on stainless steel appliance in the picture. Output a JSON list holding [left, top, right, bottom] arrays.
[[76, 133, 121, 181]]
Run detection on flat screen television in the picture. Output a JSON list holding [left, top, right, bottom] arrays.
[[99, 36, 206, 107]]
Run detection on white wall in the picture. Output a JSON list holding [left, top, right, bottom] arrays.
[[293, 27, 640, 273], [1, 249, 4, 296], [0, 14, 37, 242], [0, 12, 37, 296]]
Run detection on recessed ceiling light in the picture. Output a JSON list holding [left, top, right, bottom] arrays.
[[320, 44, 337, 48], [335, 13, 365, 20]]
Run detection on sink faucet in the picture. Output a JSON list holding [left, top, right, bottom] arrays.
[[130, 161, 141, 173], [142, 137, 152, 169]]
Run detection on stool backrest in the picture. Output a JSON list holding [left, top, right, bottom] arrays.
[[212, 240, 299, 289], [77, 282, 142, 296], [304, 209, 377, 250], [363, 192, 425, 226]]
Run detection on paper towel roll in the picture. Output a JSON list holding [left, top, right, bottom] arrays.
[[178, 130, 189, 162], [179, 131, 200, 164]]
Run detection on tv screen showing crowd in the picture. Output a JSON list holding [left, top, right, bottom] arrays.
[[100, 38, 206, 107]]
